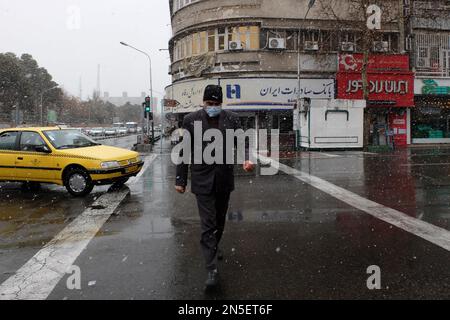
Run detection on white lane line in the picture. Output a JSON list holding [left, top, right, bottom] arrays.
[[318, 152, 341, 158], [401, 163, 450, 167], [260, 155, 450, 252], [128, 154, 157, 184], [0, 155, 158, 300]]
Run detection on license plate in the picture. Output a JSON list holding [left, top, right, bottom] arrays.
[[125, 166, 138, 174]]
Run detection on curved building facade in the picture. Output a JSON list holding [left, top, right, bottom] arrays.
[[165, 0, 404, 149]]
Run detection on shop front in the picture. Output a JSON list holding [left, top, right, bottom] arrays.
[[165, 77, 335, 151], [337, 54, 414, 148], [412, 79, 450, 144]]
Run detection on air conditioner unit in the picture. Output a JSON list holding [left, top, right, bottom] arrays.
[[304, 41, 319, 51], [341, 42, 355, 52], [373, 41, 389, 53], [228, 40, 243, 51], [268, 38, 286, 50]]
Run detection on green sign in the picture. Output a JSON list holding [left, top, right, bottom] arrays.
[[47, 110, 57, 123], [422, 79, 450, 95]]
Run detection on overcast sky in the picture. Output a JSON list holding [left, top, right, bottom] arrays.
[[0, 0, 172, 100]]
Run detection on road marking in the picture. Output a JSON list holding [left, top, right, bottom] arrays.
[[318, 152, 341, 158], [0, 155, 158, 300], [260, 155, 450, 252], [128, 154, 157, 184], [401, 163, 450, 167]]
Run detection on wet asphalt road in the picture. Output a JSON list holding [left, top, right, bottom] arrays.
[[1, 136, 450, 300]]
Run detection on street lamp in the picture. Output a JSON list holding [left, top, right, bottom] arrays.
[[40, 86, 58, 126], [297, 0, 316, 150], [120, 41, 154, 144]]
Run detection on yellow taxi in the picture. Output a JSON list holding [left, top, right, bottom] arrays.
[[0, 127, 144, 196]]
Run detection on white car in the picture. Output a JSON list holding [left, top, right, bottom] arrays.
[[117, 127, 128, 135], [89, 128, 105, 137], [104, 128, 118, 136]]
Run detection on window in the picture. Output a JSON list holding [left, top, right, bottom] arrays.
[[218, 27, 226, 50], [192, 32, 200, 55], [199, 31, 207, 53], [0, 131, 19, 150], [173, 25, 260, 60], [20, 132, 47, 152], [208, 30, 215, 52], [249, 26, 260, 49], [173, 0, 200, 13]]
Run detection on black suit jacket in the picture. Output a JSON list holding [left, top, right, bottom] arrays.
[[175, 109, 242, 195]]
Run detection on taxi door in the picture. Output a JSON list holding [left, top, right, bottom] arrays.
[[0, 131, 20, 180], [15, 131, 55, 181]]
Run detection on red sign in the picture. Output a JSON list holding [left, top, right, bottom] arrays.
[[338, 54, 410, 73], [389, 112, 408, 147], [337, 73, 414, 107]]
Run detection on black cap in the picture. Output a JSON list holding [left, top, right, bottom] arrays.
[[203, 85, 223, 103]]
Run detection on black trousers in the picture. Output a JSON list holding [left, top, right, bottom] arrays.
[[196, 192, 231, 271]]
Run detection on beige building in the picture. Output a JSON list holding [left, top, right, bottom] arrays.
[[166, 0, 404, 149]]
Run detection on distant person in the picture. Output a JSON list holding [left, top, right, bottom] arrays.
[[175, 85, 255, 289]]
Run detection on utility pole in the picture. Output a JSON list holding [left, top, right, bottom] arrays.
[[398, 0, 406, 54], [120, 41, 154, 145], [297, 0, 316, 150]]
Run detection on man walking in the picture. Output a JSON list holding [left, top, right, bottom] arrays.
[[175, 85, 254, 289]]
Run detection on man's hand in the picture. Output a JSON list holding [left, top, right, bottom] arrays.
[[175, 186, 186, 194], [243, 160, 256, 172]]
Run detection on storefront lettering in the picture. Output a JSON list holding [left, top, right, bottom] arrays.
[[260, 82, 334, 98], [346, 80, 409, 95]]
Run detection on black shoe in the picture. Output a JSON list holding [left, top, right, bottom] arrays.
[[217, 249, 224, 261], [205, 269, 219, 288]]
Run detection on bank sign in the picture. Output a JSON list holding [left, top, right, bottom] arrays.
[[165, 78, 335, 113], [337, 54, 414, 107]]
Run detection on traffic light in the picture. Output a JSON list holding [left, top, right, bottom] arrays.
[[143, 97, 152, 119], [145, 96, 151, 113]]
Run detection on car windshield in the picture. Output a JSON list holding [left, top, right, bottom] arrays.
[[44, 129, 100, 150]]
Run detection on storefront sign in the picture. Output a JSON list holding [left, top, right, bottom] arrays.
[[165, 78, 335, 113], [339, 54, 410, 73], [415, 79, 450, 95], [337, 73, 414, 107], [389, 112, 408, 147]]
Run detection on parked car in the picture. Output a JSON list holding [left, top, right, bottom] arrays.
[[88, 127, 105, 137], [0, 127, 144, 196], [117, 127, 128, 136], [104, 128, 118, 136]]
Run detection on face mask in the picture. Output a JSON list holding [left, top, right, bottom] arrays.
[[205, 106, 222, 118]]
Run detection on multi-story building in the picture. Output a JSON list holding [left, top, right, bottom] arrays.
[[406, 0, 450, 144], [165, 0, 409, 150]]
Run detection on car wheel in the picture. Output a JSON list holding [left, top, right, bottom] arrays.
[[64, 168, 94, 197]]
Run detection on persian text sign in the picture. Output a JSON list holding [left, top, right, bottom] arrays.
[[337, 73, 414, 107], [165, 78, 335, 113]]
